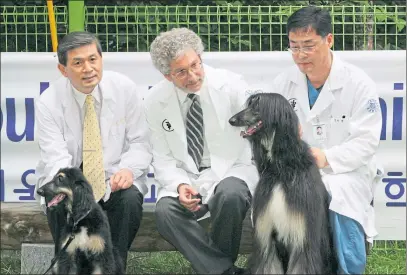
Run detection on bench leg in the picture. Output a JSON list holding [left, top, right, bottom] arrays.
[[21, 243, 54, 274]]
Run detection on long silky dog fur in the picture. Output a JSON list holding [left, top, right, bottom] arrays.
[[37, 167, 124, 275], [229, 93, 337, 274]]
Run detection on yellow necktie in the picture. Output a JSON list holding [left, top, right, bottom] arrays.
[[83, 95, 106, 202]]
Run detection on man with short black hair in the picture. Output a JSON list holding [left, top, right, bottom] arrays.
[[35, 31, 152, 270], [270, 6, 383, 274]]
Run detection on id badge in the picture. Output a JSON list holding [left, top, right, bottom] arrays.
[[312, 123, 327, 141]]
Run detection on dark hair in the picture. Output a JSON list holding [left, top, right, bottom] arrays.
[[57, 31, 102, 66], [286, 6, 332, 38]]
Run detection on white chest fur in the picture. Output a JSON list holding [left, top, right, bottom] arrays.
[[62, 226, 105, 255], [254, 184, 306, 252]]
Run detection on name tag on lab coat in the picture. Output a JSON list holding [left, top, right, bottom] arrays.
[[312, 123, 327, 142]]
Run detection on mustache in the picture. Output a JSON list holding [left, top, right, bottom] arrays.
[[187, 78, 202, 85]]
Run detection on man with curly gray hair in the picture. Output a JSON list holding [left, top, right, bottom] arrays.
[[149, 27, 204, 76], [144, 28, 258, 274]]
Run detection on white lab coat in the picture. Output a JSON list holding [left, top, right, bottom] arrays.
[[269, 53, 383, 241], [144, 65, 259, 207], [35, 71, 152, 207]]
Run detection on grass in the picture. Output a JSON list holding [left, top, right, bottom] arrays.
[[364, 241, 406, 275], [125, 251, 249, 274], [1, 250, 20, 275], [1, 241, 405, 274]]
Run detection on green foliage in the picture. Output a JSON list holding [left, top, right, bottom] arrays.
[[0, 1, 405, 52], [83, 2, 406, 52]]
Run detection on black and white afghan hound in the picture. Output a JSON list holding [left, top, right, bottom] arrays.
[[37, 167, 124, 275], [229, 93, 337, 274]]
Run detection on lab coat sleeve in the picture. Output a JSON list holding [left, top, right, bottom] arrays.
[[143, 103, 191, 194], [36, 100, 73, 184], [324, 80, 382, 174], [118, 88, 153, 180]]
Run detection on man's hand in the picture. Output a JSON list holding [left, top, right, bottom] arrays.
[[310, 147, 329, 168], [178, 184, 201, 212], [110, 168, 134, 192]]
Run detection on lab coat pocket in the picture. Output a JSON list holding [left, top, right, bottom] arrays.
[[329, 116, 350, 145]]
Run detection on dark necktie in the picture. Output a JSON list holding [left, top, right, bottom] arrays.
[[186, 93, 204, 170]]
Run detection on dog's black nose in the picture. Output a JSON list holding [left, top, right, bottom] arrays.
[[37, 188, 44, 196], [229, 116, 237, 125]]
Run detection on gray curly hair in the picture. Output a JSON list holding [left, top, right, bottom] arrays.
[[150, 27, 204, 75]]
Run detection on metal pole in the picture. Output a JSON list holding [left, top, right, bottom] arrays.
[[68, 0, 85, 32], [46, 0, 58, 51]]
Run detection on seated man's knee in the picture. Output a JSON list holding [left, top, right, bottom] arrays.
[[155, 197, 178, 231], [214, 177, 251, 208], [155, 197, 174, 220], [117, 185, 144, 210]]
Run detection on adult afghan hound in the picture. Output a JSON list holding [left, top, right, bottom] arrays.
[[229, 93, 336, 274]]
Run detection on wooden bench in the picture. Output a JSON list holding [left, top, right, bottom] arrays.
[[1, 202, 253, 253]]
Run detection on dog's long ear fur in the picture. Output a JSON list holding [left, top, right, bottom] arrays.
[[70, 179, 95, 223], [260, 94, 302, 147], [247, 94, 260, 108], [249, 93, 313, 174]]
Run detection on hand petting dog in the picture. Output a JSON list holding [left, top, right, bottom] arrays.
[[310, 147, 329, 168], [298, 124, 328, 169], [110, 168, 133, 192]]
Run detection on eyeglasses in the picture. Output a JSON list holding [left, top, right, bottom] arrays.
[[171, 61, 203, 80], [287, 39, 325, 54], [287, 46, 318, 54]]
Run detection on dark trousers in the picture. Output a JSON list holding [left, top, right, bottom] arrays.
[[155, 177, 251, 274], [46, 185, 144, 269]]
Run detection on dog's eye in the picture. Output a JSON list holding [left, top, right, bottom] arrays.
[[57, 175, 63, 183]]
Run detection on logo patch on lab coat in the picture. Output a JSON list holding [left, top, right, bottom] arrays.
[[162, 119, 174, 132], [288, 98, 298, 111], [366, 99, 379, 113]]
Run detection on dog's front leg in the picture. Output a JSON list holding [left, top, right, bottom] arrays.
[[93, 252, 118, 275], [250, 238, 284, 274], [53, 251, 72, 274], [287, 246, 323, 274]]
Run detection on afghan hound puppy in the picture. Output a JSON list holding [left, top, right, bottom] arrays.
[[37, 167, 124, 275], [229, 93, 337, 274]]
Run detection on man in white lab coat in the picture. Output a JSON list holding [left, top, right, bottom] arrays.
[[269, 6, 383, 274], [35, 31, 152, 268], [144, 28, 258, 274]]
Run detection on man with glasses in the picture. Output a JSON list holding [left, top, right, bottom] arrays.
[[144, 27, 258, 274], [270, 6, 383, 274]]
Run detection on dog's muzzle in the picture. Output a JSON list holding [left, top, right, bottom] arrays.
[[47, 193, 67, 207], [37, 186, 67, 208], [241, 120, 263, 138]]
